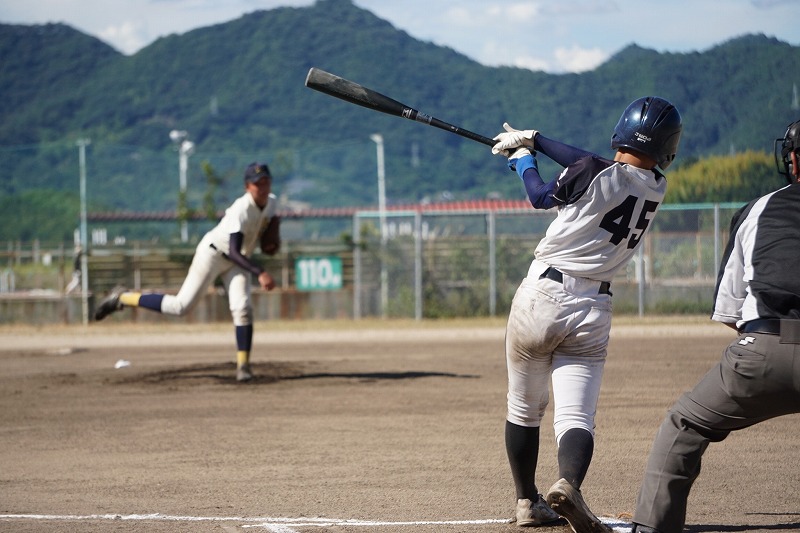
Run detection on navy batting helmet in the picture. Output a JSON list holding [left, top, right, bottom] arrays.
[[775, 119, 800, 183], [611, 96, 682, 170]]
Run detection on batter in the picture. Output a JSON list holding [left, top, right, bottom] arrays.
[[491, 96, 683, 531]]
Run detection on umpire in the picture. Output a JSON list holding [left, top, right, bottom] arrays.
[[631, 119, 800, 533]]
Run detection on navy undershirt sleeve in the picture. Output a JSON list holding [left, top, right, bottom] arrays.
[[227, 232, 264, 276], [535, 134, 595, 168], [515, 134, 598, 210], [520, 164, 558, 210]]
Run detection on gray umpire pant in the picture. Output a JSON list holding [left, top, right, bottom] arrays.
[[633, 330, 800, 533]]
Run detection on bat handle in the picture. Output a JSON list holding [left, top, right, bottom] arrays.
[[428, 117, 496, 146], [460, 130, 497, 147]]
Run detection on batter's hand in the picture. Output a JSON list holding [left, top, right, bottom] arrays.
[[492, 122, 538, 154], [258, 271, 276, 291], [507, 147, 533, 171]]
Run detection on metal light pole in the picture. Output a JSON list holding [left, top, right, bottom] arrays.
[[370, 133, 388, 319], [76, 138, 91, 325], [169, 130, 194, 243]]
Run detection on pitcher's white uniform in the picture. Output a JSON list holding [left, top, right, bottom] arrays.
[[93, 161, 278, 384], [160, 191, 278, 325]]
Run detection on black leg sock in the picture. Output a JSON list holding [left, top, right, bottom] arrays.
[[557, 428, 594, 489], [235, 324, 253, 352], [505, 420, 541, 500]]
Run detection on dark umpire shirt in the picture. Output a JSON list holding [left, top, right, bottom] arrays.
[[712, 182, 800, 328]]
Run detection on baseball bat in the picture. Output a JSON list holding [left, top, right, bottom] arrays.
[[304, 68, 496, 147]]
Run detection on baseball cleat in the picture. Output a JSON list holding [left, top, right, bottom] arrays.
[[94, 286, 126, 321], [545, 478, 612, 533], [516, 495, 563, 526], [236, 364, 254, 382], [631, 525, 661, 533]]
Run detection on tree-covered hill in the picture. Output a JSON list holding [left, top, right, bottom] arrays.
[[1, 0, 799, 243]]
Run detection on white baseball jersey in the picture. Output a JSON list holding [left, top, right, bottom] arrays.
[[534, 156, 666, 282], [161, 191, 278, 326], [200, 192, 278, 257]]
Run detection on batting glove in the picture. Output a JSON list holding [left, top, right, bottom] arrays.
[[507, 146, 536, 172], [492, 122, 538, 155]]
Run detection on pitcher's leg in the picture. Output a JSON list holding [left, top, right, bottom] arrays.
[[224, 268, 255, 382], [160, 248, 223, 316]]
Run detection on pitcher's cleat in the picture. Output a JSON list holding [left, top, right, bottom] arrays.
[[236, 364, 254, 382], [516, 495, 563, 526], [545, 478, 612, 533], [94, 286, 126, 321]]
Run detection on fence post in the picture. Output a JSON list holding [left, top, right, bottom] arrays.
[[353, 212, 362, 320], [714, 203, 720, 272], [414, 210, 422, 320], [77, 138, 91, 325], [487, 211, 496, 317]]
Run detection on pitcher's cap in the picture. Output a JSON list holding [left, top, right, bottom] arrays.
[[244, 162, 271, 183]]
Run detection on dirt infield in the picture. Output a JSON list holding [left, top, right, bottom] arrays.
[[1, 317, 799, 532]]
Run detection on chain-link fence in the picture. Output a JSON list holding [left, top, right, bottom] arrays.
[[0, 202, 744, 323], [351, 202, 745, 319]]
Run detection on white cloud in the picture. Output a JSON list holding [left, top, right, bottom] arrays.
[[510, 55, 552, 73], [99, 21, 147, 55], [554, 45, 609, 74], [488, 3, 539, 20], [479, 40, 608, 73]]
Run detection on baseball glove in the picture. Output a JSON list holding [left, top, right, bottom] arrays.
[[260, 216, 281, 255]]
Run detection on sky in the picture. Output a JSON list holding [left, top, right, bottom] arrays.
[[0, 0, 797, 73]]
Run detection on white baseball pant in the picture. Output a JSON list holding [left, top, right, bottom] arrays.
[[505, 260, 612, 443], [159, 243, 254, 326]]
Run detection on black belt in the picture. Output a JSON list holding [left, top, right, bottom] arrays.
[[210, 243, 231, 260], [539, 267, 612, 296], [740, 319, 781, 335], [740, 318, 800, 343]]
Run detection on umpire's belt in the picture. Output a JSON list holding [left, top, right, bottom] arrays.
[[741, 319, 781, 335], [741, 318, 800, 343], [539, 267, 612, 296]]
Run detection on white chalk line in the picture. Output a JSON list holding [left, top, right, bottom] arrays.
[[0, 513, 632, 531], [0, 513, 510, 525]]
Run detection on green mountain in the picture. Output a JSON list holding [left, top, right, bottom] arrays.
[[1, 0, 799, 239]]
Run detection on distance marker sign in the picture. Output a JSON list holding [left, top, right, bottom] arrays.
[[295, 256, 343, 291]]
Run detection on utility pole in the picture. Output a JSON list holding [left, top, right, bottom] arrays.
[[76, 138, 91, 325]]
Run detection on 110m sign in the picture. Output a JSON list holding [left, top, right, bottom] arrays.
[[295, 256, 343, 291]]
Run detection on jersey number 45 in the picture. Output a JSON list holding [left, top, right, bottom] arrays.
[[599, 195, 659, 249]]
